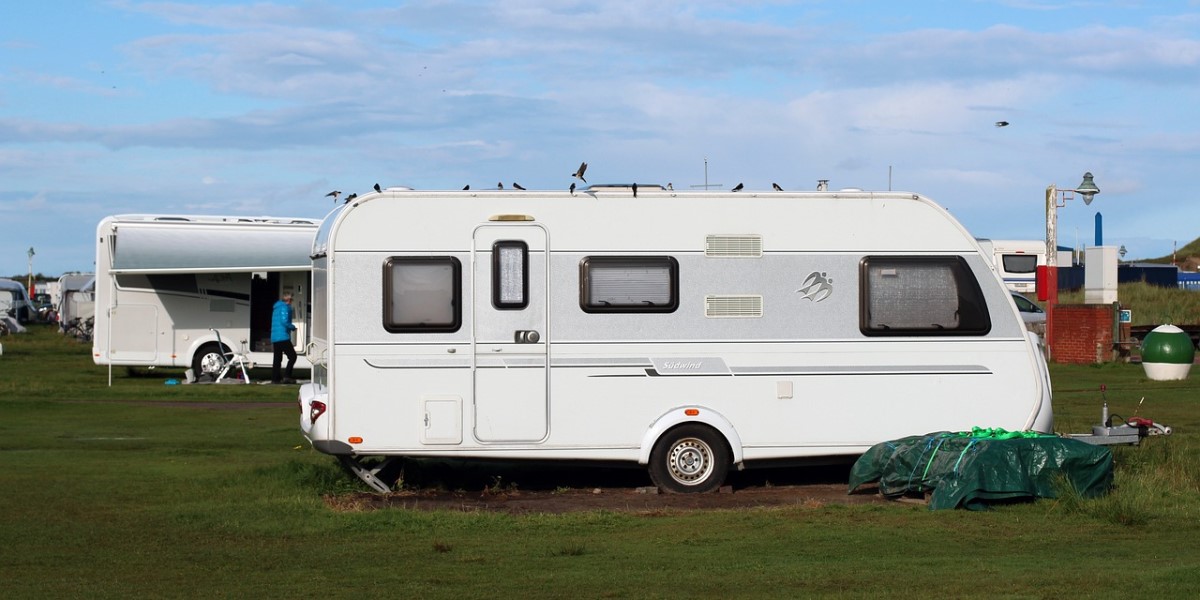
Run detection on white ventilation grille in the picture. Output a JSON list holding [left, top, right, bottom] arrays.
[[705, 234, 762, 257], [705, 295, 764, 318]]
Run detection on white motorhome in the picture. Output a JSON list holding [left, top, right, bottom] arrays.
[[300, 186, 1053, 493], [93, 215, 318, 378], [976, 239, 1045, 295], [57, 272, 96, 327], [0, 278, 34, 324]]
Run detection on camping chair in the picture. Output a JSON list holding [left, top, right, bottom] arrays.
[[210, 329, 253, 384]]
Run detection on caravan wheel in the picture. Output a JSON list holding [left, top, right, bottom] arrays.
[[192, 343, 227, 376], [648, 424, 730, 494]]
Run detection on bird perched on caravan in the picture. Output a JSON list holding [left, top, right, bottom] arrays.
[[772, 183, 783, 191], [513, 182, 525, 190], [732, 183, 744, 192]]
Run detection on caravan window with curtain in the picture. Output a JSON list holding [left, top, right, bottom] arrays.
[[579, 256, 678, 313]]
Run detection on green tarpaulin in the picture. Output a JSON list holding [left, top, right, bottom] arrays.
[[848, 428, 1114, 510]]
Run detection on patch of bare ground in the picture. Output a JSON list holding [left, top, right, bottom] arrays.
[[323, 459, 892, 514]]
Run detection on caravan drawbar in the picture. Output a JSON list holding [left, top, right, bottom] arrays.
[[300, 185, 1053, 493]]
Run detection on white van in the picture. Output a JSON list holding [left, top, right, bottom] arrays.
[[300, 186, 1052, 493], [93, 215, 318, 379], [976, 239, 1045, 295]]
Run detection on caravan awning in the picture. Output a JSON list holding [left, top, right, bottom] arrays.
[[108, 220, 318, 274]]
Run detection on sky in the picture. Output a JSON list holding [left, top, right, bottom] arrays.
[[2, 0, 1200, 276]]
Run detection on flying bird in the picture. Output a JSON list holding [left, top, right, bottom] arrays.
[[569, 182, 576, 195], [995, 121, 1009, 128], [497, 181, 504, 189], [512, 182, 525, 190], [344, 193, 357, 204], [462, 185, 470, 190], [731, 183, 744, 192], [571, 162, 588, 183], [373, 183, 382, 193], [772, 183, 783, 191], [632, 182, 638, 198], [325, 190, 341, 202]]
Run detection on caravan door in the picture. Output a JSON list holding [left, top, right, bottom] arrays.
[[471, 224, 549, 443]]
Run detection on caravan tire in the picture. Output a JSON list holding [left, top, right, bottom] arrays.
[[648, 424, 730, 494], [192, 343, 228, 377]]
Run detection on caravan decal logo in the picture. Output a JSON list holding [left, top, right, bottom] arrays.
[[796, 271, 833, 302]]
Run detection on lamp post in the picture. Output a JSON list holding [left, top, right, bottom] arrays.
[[1045, 172, 1099, 359], [26, 247, 35, 296]]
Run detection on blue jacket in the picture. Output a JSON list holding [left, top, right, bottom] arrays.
[[271, 299, 297, 343]]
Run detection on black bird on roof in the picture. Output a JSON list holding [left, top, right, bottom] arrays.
[[463, 185, 470, 190], [772, 183, 783, 191], [497, 181, 504, 189], [731, 183, 744, 192], [569, 182, 576, 195], [667, 183, 673, 191], [995, 121, 1009, 127], [512, 182, 525, 190], [325, 190, 341, 202], [632, 183, 638, 198], [571, 162, 588, 183], [373, 183, 382, 193]]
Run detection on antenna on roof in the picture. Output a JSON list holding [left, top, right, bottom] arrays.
[[689, 157, 723, 190]]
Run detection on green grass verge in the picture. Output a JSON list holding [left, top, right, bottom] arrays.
[[2, 324, 1199, 598]]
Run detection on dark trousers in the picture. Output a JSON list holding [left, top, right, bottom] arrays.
[[272, 340, 297, 382]]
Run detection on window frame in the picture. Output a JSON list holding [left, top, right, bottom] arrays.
[[491, 240, 529, 310], [382, 256, 462, 333], [859, 256, 991, 337], [578, 256, 680, 314]]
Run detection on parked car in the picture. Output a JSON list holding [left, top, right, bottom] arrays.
[[1011, 292, 1046, 340]]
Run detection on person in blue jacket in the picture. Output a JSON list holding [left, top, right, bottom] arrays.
[[271, 291, 298, 384]]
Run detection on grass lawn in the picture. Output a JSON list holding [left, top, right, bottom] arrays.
[[1, 324, 1198, 598]]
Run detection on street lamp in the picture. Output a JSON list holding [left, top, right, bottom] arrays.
[[1045, 172, 1099, 359], [27, 247, 35, 296]]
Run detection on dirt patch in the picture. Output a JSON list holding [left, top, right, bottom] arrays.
[[323, 459, 893, 514], [327, 483, 888, 514]]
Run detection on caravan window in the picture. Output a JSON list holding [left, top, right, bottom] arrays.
[[383, 257, 462, 333], [579, 256, 679, 313], [1001, 254, 1037, 274], [860, 256, 990, 336], [492, 241, 528, 310]]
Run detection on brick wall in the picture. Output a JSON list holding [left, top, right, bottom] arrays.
[[1051, 304, 1115, 364]]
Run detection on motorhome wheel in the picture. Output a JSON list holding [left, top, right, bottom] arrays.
[[192, 343, 228, 376], [649, 424, 730, 494]]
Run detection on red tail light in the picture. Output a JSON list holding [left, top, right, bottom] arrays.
[[309, 400, 327, 423]]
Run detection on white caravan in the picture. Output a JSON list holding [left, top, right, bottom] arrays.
[[0, 278, 35, 324], [57, 272, 96, 327], [300, 186, 1053, 493], [977, 239, 1045, 295], [93, 215, 318, 379]]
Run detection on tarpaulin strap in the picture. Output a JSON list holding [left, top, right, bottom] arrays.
[[919, 437, 950, 484], [952, 439, 979, 473]]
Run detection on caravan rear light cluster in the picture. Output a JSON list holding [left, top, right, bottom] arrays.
[[309, 400, 327, 423]]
